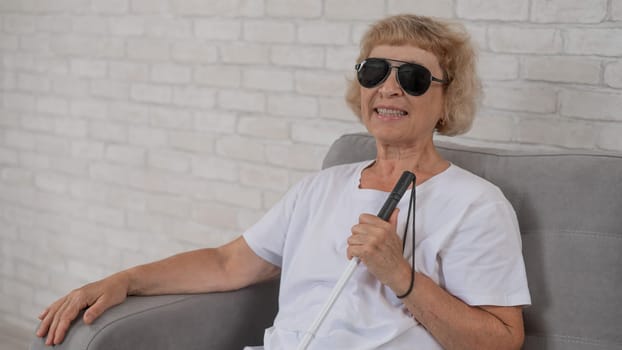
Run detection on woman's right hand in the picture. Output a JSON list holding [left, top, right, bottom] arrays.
[[36, 271, 130, 346]]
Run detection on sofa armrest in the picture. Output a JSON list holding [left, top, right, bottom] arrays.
[[30, 280, 279, 350]]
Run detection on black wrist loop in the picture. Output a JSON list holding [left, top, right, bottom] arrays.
[[396, 178, 416, 299], [396, 268, 414, 299]]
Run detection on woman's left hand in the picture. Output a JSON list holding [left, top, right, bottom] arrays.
[[347, 210, 411, 291]]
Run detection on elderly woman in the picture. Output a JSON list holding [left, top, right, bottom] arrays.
[[37, 14, 530, 349]]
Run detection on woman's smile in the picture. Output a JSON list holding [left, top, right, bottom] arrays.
[[374, 106, 409, 120]]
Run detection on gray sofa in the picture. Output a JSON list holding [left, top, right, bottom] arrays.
[[31, 133, 622, 350]]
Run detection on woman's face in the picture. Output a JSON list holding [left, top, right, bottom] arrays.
[[360, 44, 445, 147]]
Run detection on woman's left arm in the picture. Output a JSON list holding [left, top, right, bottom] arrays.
[[348, 211, 525, 350], [395, 265, 525, 350]]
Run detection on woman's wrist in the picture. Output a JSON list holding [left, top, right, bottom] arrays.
[[396, 269, 414, 299], [114, 269, 135, 296], [389, 259, 414, 297]]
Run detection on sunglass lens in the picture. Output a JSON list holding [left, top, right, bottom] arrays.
[[357, 59, 389, 88], [398, 64, 432, 96]]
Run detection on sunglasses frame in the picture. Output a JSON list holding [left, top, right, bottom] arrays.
[[355, 58, 449, 96]]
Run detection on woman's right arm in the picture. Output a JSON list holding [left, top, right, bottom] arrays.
[[36, 237, 280, 346]]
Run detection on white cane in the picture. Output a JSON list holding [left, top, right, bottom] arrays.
[[296, 171, 415, 350]]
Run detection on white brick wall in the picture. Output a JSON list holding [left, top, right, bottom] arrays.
[[1, 0, 622, 334], [489, 26, 563, 54], [565, 28, 622, 56], [457, 0, 529, 21], [266, 0, 322, 18], [605, 61, 622, 88], [387, 0, 454, 18], [194, 19, 241, 40], [522, 56, 601, 84], [614, 0, 622, 20], [531, 0, 607, 23]]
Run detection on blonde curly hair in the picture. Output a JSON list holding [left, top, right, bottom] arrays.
[[345, 14, 482, 136]]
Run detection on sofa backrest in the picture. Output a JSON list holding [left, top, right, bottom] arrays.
[[323, 133, 622, 350]]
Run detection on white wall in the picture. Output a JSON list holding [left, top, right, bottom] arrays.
[[1, 0, 621, 331]]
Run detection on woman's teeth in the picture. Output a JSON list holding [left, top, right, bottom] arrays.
[[375, 108, 407, 116]]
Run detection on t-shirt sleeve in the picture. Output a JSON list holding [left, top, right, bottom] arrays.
[[242, 180, 303, 268], [439, 200, 532, 307]]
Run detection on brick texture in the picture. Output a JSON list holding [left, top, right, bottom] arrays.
[[531, 0, 607, 23], [1, 0, 621, 334], [457, 0, 528, 21]]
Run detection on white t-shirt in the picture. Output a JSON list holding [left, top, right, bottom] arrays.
[[243, 160, 531, 350]]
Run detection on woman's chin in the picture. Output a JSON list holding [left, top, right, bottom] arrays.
[[366, 116, 407, 136], [367, 127, 406, 143]]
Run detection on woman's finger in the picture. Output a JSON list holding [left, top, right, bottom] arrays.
[[53, 294, 87, 345], [388, 209, 399, 229], [45, 299, 69, 345], [347, 244, 363, 260], [45, 290, 89, 345], [38, 308, 49, 321], [83, 296, 111, 324], [36, 308, 52, 335], [36, 299, 61, 338]]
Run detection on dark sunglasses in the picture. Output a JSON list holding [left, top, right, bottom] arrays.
[[355, 58, 449, 96]]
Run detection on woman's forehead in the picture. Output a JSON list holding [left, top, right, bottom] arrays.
[[368, 44, 442, 71]]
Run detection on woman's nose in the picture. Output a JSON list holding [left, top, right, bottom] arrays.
[[378, 68, 403, 97]]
